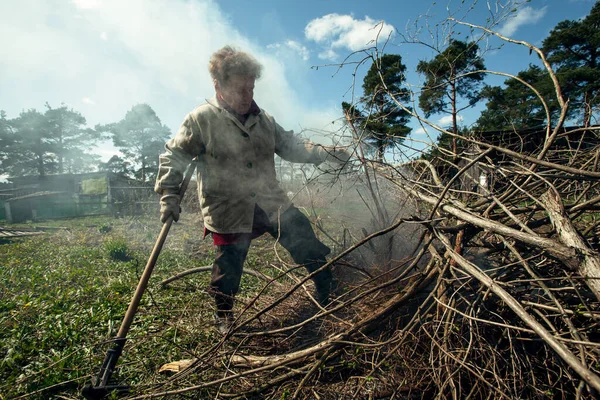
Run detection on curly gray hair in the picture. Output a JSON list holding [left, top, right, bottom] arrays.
[[208, 45, 263, 86]]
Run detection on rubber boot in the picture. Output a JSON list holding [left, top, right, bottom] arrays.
[[213, 295, 234, 335]]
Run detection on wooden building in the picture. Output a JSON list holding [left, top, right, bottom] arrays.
[[2, 172, 155, 222]]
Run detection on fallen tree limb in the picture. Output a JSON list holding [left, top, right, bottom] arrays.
[[541, 187, 600, 301], [159, 266, 283, 288], [376, 169, 582, 269]]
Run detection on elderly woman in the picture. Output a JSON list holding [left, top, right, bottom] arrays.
[[155, 45, 349, 333]]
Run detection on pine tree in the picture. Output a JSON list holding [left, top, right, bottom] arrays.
[[475, 65, 559, 131], [542, 1, 600, 126], [97, 104, 171, 183], [343, 54, 412, 162], [1, 109, 56, 177], [44, 103, 99, 174], [417, 40, 486, 154]]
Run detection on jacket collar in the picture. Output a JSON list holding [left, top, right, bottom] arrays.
[[207, 96, 261, 116], [207, 97, 261, 130]]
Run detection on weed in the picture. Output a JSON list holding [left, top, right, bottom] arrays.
[[98, 223, 112, 233], [104, 237, 131, 261]]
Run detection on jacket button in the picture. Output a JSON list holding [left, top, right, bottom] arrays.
[[242, 132, 249, 138], [247, 162, 253, 168]]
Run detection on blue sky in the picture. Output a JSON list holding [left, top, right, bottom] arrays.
[[0, 0, 597, 162]]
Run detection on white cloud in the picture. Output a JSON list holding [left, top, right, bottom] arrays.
[[413, 127, 428, 135], [93, 141, 123, 161], [0, 0, 340, 161], [305, 14, 395, 60], [267, 40, 310, 61], [284, 40, 310, 61], [437, 115, 464, 126], [498, 6, 547, 37], [318, 49, 338, 61]]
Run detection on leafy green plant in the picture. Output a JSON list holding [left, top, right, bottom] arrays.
[[104, 237, 131, 261], [98, 223, 112, 233]]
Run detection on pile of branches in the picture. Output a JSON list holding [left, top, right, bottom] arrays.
[[128, 135, 600, 398], [129, 137, 600, 398], [372, 122, 600, 398]]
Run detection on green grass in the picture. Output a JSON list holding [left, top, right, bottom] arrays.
[[0, 207, 352, 399], [0, 215, 247, 399]]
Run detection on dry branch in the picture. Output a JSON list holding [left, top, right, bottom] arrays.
[[159, 266, 284, 288], [436, 230, 600, 392], [541, 187, 600, 301]]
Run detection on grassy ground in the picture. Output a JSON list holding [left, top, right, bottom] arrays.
[[0, 213, 309, 399]]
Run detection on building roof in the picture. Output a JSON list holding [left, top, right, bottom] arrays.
[[6, 191, 68, 202]]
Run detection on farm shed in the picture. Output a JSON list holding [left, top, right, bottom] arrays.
[[3, 172, 155, 222], [5, 191, 76, 222]]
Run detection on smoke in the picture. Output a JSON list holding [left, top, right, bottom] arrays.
[[288, 162, 426, 272], [0, 0, 344, 161]]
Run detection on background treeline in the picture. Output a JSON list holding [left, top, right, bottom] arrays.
[[344, 1, 599, 160], [0, 103, 171, 183]]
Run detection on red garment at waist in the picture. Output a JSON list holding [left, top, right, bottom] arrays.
[[203, 227, 264, 245], [204, 205, 272, 245]]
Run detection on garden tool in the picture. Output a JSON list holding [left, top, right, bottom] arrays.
[[82, 161, 197, 400]]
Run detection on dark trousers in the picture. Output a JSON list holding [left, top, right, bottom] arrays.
[[210, 205, 332, 314]]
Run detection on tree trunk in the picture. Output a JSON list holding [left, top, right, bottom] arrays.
[[58, 115, 64, 174], [141, 159, 146, 182], [450, 80, 458, 155], [36, 138, 45, 176], [58, 138, 64, 174], [377, 138, 385, 163], [583, 90, 592, 128]]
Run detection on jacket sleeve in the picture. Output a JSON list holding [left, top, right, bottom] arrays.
[[154, 114, 204, 195], [272, 116, 327, 165]]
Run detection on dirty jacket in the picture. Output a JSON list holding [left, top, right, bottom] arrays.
[[154, 98, 326, 234]]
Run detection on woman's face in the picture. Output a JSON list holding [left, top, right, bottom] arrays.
[[217, 75, 255, 115]]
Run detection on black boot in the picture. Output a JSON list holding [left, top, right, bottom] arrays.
[[314, 277, 335, 307], [213, 294, 234, 335], [214, 310, 233, 335]]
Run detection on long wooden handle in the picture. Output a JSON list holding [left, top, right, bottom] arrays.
[[117, 161, 196, 338], [85, 161, 197, 397]]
